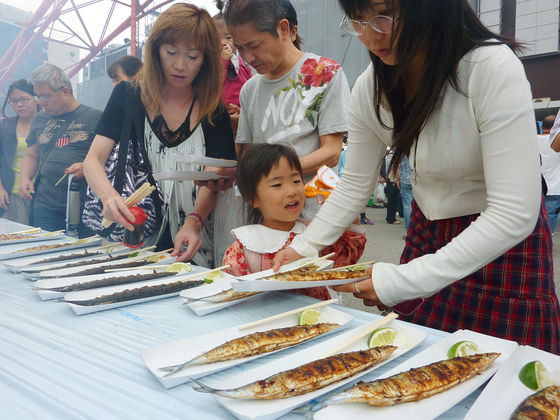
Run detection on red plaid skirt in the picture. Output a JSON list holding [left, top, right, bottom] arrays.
[[400, 199, 560, 355]]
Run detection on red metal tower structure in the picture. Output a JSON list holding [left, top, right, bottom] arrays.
[[0, 0, 176, 89]]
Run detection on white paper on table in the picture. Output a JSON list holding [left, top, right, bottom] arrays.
[[29, 252, 175, 280], [314, 329, 519, 420], [465, 345, 560, 420], [153, 170, 227, 182], [64, 265, 211, 315], [229, 259, 367, 293], [210, 319, 428, 420], [141, 304, 354, 390], [0, 237, 103, 261], [181, 274, 265, 316], [34, 258, 176, 301], [0, 231, 66, 246], [174, 154, 237, 167]]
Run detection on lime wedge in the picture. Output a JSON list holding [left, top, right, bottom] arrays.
[[518, 360, 547, 391], [165, 262, 193, 273], [447, 341, 480, 359], [298, 309, 322, 325], [204, 271, 221, 283], [368, 327, 398, 348], [351, 265, 367, 272], [105, 247, 117, 253], [147, 254, 165, 263]]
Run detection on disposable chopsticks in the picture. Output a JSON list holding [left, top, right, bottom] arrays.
[[101, 182, 156, 228], [320, 312, 399, 358], [237, 298, 338, 331], [2, 227, 41, 235], [296, 252, 336, 270], [329, 260, 376, 272]]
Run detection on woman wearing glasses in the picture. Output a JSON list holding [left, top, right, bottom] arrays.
[[274, 0, 560, 354], [0, 79, 40, 224]]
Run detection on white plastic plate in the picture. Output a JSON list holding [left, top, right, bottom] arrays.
[[174, 154, 237, 168], [315, 329, 519, 420], [464, 345, 560, 420], [153, 170, 227, 182], [140, 304, 354, 390], [0, 231, 65, 246], [0, 237, 103, 261], [210, 319, 428, 420]]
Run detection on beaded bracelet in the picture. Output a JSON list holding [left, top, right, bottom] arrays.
[[187, 212, 204, 232]]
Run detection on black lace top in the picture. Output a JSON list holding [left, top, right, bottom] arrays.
[[147, 96, 197, 148]]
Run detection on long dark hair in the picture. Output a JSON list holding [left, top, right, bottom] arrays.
[[2, 79, 40, 118], [107, 55, 143, 80], [236, 143, 303, 225], [222, 0, 303, 50], [338, 0, 521, 174]]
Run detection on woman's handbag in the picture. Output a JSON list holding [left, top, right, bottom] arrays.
[[82, 82, 165, 242]]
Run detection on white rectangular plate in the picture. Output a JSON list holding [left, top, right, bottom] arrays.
[[181, 275, 265, 316], [0, 231, 65, 246], [153, 170, 227, 182], [174, 154, 237, 168], [34, 256, 176, 300], [29, 251, 174, 280], [464, 345, 560, 420], [64, 265, 210, 315], [314, 329, 519, 420], [140, 304, 354, 390], [0, 237, 103, 261], [230, 259, 368, 292], [210, 319, 428, 420]]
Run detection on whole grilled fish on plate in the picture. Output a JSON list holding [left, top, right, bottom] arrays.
[[140, 304, 354, 390], [465, 345, 560, 420], [0, 237, 103, 261], [510, 385, 560, 420], [206, 318, 427, 420], [314, 329, 518, 420]]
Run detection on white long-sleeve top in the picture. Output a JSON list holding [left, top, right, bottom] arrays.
[[290, 44, 542, 307]]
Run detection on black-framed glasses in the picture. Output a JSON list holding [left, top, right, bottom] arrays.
[[340, 14, 400, 35], [8, 98, 32, 105], [33, 87, 64, 102]]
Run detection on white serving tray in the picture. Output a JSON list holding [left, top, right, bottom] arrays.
[[465, 345, 560, 420], [181, 275, 265, 317], [20, 247, 133, 278], [28, 251, 174, 280], [34, 257, 175, 300], [0, 231, 65, 246], [64, 265, 210, 315], [0, 237, 103, 261], [315, 329, 519, 420], [210, 318, 428, 420], [229, 259, 369, 293], [174, 154, 237, 168], [3, 245, 124, 273], [153, 170, 227, 182], [140, 304, 354, 390]]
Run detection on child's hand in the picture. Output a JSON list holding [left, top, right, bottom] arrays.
[[221, 43, 233, 61], [228, 104, 240, 134], [271, 247, 305, 272]]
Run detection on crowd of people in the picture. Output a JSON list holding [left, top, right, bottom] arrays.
[[0, 0, 559, 355]]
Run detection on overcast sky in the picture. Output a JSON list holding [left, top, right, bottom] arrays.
[[1, 0, 219, 48]]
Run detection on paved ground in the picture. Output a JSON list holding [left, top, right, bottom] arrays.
[[342, 205, 560, 315]]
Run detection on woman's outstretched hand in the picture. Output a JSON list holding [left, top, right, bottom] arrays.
[[272, 247, 304, 272], [330, 266, 384, 307], [171, 218, 203, 262]]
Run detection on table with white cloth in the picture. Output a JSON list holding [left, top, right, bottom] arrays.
[[0, 220, 481, 420]]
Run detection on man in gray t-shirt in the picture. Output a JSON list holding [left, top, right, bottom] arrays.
[[227, 0, 350, 218], [19, 63, 101, 236]]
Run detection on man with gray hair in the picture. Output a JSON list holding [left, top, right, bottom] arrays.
[[19, 63, 101, 236]]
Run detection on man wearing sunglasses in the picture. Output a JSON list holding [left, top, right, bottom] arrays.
[[19, 63, 101, 236]]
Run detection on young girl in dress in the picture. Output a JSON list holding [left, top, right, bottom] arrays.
[[223, 143, 366, 300]]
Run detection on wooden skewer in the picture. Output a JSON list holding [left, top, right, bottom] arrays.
[[41, 229, 65, 236], [106, 263, 173, 273], [329, 260, 376, 272], [103, 248, 173, 271], [296, 252, 336, 270], [54, 173, 68, 187], [238, 298, 338, 331], [320, 312, 399, 358], [101, 183, 156, 228], [1, 227, 41, 236]]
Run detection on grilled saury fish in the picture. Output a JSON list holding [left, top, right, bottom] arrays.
[[182, 289, 262, 303], [192, 346, 397, 399], [160, 323, 339, 376], [510, 385, 560, 420], [305, 352, 501, 419]]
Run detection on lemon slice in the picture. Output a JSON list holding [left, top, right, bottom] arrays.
[[351, 265, 367, 272], [518, 360, 547, 391], [368, 327, 398, 348], [204, 271, 221, 284], [165, 262, 193, 273], [147, 254, 165, 263], [447, 341, 480, 359], [298, 309, 322, 325]]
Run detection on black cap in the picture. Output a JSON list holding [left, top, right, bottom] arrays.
[[280, 0, 298, 25]]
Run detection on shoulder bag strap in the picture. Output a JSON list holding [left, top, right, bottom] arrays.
[[112, 81, 135, 194]]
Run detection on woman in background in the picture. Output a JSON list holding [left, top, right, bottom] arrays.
[[85, 4, 236, 267], [108, 55, 143, 88], [0, 79, 40, 224]]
